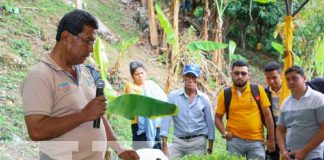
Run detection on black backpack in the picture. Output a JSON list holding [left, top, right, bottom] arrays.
[[306, 78, 324, 94], [224, 84, 279, 160], [224, 83, 274, 125]]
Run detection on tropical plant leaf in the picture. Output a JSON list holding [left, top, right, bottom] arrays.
[[315, 39, 324, 75], [271, 41, 284, 55], [231, 54, 248, 62], [254, 0, 276, 3], [228, 40, 236, 63], [93, 37, 117, 102], [155, 4, 175, 45], [186, 41, 228, 52], [107, 94, 178, 120], [119, 37, 139, 52]]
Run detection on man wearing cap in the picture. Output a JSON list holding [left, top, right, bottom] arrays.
[[160, 64, 215, 159]]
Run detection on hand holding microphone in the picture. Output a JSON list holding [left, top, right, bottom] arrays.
[[93, 79, 105, 128]]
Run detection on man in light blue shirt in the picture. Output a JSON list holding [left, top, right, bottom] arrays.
[[277, 66, 324, 160], [160, 64, 215, 159]]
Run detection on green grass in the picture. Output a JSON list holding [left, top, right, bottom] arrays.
[[0, 0, 72, 141], [84, 0, 139, 40]]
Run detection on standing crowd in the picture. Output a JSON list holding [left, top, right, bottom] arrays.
[[21, 9, 323, 160]]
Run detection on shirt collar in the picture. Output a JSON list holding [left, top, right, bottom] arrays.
[[269, 86, 281, 94], [292, 86, 311, 100], [42, 54, 80, 72], [178, 88, 202, 97], [303, 86, 311, 98], [231, 82, 251, 93], [41, 54, 64, 71]]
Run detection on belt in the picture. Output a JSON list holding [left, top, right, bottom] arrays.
[[178, 134, 206, 140]]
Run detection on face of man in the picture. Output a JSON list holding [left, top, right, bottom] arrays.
[[184, 73, 198, 90], [265, 70, 282, 91], [66, 25, 96, 65], [231, 66, 249, 88], [285, 71, 306, 94]]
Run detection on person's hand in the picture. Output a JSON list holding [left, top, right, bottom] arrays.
[[207, 148, 213, 154], [81, 95, 106, 121], [225, 131, 233, 140], [118, 150, 140, 160], [162, 144, 170, 158], [293, 148, 307, 160], [280, 150, 291, 160], [264, 139, 275, 152]]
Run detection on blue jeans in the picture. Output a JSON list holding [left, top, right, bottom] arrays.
[[227, 137, 265, 160]]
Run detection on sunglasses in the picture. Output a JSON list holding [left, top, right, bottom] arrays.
[[232, 71, 248, 76]]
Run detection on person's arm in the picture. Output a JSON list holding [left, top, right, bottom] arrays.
[[102, 116, 139, 160], [214, 113, 232, 140], [203, 97, 215, 154], [25, 96, 106, 141], [214, 91, 233, 140], [293, 122, 324, 159], [160, 116, 172, 157], [261, 107, 275, 152], [276, 125, 290, 160]]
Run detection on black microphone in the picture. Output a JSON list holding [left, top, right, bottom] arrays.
[[93, 79, 105, 128]]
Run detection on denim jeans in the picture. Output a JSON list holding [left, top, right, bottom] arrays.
[[227, 137, 265, 160]]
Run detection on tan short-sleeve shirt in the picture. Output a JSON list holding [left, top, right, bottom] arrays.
[[21, 54, 107, 159]]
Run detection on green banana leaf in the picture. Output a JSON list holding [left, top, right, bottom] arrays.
[[271, 41, 284, 55], [93, 37, 117, 102], [254, 0, 276, 3], [315, 39, 324, 75], [228, 40, 236, 63], [186, 41, 228, 52], [107, 94, 178, 120], [155, 4, 175, 45], [93, 38, 177, 119]]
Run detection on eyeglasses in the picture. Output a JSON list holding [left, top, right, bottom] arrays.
[[232, 71, 248, 77], [75, 35, 96, 46]]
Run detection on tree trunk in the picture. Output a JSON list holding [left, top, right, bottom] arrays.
[[147, 0, 158, 48], [213, 16, 224, 70], [165, 0, 180, 94], [239, 24, 247, 49], [202, 0, 210, 40]]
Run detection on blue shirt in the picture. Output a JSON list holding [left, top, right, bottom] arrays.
[[160, 88, 215, 140]]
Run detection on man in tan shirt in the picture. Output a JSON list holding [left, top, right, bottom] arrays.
[[21, 10, 139, 160]]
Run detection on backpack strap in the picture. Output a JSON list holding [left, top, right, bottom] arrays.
[[250, 84, 264, 124], [264, 87, 276, 127], [224, 87, 232, 119]]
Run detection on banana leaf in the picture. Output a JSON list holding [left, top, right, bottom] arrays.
[[228, 40, 236, 63], [155, 4, 175, 45], [186, 41, 228, 52], [107, 94, 178, 120], [93, 37, 117, 102], [271, 41, 284, 55], [254, 0, 276, 3], [315, 39, 324, 76]]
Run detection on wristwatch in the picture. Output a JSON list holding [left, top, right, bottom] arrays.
[[221, 131, 228, 138]]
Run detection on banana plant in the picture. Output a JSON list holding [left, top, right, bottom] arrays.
[[315, 38, 324, 76], [155, 4, 175, 45], [112, 37, 139, 74], [93, 37, 117, 103], [93, 37, 177, 119], [186, 41, 228, 52]]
